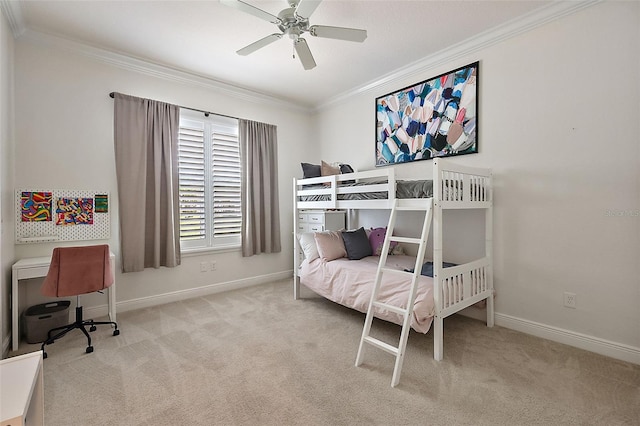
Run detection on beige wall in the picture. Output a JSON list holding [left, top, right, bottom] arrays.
[[314, 2, 640, 352]]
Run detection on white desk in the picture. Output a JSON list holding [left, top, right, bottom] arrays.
[[0, 351, 44, 426], [11, 253, 116, 352]]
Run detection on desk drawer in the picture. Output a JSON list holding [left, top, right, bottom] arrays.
[[17, 266, 50, 280]]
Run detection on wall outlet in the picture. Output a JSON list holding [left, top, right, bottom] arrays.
[[210, 261, 217, 271], [563, 292, 577, 309], [200, 262, 208, 272]]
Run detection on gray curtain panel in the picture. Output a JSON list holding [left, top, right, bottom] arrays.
[[113, 93, 181, 272], [240, 119, 281, 256]]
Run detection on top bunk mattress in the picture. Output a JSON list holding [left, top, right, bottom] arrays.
[[298, 179, 433, 202]]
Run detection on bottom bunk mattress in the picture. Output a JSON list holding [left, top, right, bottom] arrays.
[[298, 255, 435, 333]]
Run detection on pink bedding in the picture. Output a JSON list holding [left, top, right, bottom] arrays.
[[299, 255, 435, 333]]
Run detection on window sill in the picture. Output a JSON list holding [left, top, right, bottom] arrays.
[[181, 246, 241, 257]]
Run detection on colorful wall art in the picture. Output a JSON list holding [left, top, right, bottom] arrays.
[[16, 189, 111, 243], [94, 194, 108, 213], [375, 61, 479, 166], [56, 197, 94, 225], [21, 191, 52, 222]]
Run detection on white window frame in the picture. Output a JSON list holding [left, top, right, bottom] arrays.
[[178, 109, 241, 253]]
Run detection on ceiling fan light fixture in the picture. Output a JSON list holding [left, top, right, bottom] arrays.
[[286, 26, 302, 40]]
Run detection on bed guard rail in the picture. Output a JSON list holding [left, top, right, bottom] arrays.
[[294, 167, 397, 209]]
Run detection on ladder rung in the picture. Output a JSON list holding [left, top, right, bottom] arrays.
[[395, 206, 427, 211], [380, 266, 412, 276], [389, 236, 422, 244], [373, 301, 408, 316], [363, 336, 399, 356]]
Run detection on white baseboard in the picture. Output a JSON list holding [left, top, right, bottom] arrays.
[[84, 270, 293, 319], [495, 312, 640, 365]]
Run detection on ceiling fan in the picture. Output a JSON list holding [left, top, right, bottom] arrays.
[[220, 0, 367, 70]]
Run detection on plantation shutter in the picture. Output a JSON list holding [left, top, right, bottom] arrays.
[[211, 129, 242, 238], [178, 119, 206, 242]]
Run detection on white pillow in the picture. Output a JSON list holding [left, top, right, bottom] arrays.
[[298, 232, 319, 262]]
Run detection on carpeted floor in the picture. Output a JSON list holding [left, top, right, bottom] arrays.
[[17, 279, 640, 425]]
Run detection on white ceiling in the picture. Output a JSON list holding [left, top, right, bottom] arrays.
[[9, 0, 552, 108]]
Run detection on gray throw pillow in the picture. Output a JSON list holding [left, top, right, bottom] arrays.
[[341, 227, 373, 260], [301, 162, 321, 179]]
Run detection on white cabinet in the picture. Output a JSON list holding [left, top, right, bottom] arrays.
[[297, 210, 345, 233], [0, 351, 44, 426]]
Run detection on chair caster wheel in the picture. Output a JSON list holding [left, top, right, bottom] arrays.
[[86, 346, 94, 354], [43, 352, 48, 359], [113, 329, 120, 336], [90, 325, 97, 332]]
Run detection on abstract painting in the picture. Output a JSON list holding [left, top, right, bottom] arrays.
[[56, 197, 94, 225], [21, 191, 52, 222], [375, 61, 479, 166], [94, 194, 108, 213]]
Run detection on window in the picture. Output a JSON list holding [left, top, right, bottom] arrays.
[[178, 110, 241, 251]]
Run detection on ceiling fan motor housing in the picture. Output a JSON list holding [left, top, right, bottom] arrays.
[[277, 7, 310, 39]]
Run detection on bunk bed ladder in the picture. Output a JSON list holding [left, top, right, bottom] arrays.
[[355, 198, 433, 387]]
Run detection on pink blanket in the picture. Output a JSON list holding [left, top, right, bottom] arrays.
[[299, 255, 435, 333]]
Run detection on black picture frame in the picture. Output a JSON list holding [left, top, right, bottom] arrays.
[[375, 61, 479, 166]]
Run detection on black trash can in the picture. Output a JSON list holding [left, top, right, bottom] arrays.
[[22, 301, 71, 343]]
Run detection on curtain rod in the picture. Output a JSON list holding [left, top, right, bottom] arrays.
[[109, 92, 240, 121]]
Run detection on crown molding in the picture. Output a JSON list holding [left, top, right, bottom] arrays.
[[19, 28, 313, 114], [0, 0, 26, 38], [316, 0, 601, 111]]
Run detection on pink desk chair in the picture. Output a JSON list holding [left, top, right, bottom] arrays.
[[40, 244, 120, 358]]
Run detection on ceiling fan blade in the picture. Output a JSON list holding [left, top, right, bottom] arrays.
[[309, 25, 367, 43], [219, 0, 281, 24], [294, 38, 316, 70], [237, 33, 283, 56], [294, 0, 322, 19]]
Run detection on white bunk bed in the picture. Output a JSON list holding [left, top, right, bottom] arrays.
[[292, 158, 494, 373]]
